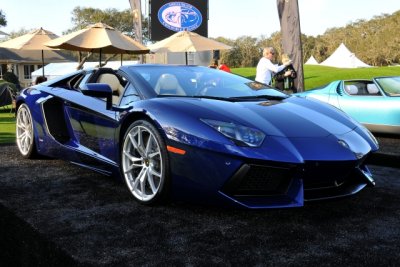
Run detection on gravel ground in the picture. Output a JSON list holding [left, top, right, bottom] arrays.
[[375, 134, 400, 156], [0, 137, 399, 267]]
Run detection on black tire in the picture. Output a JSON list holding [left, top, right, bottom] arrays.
[[121, 120, 170, 205], [16, 103, 37, 159]]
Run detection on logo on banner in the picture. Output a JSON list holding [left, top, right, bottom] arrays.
[[158, 2, 203, 32]]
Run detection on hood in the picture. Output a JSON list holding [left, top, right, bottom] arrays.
[[156, 96, 358, 138]]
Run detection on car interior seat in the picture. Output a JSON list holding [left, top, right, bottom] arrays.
[[366, 84, 380, 95], [154, 74, 186, 96], [344, 85, 358, 95], [97, 73, 124, 104]]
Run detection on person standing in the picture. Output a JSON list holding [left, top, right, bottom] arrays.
[[274, 54, 297, 93], [255, 47, 291, 86], [218, 61, 231, 73]]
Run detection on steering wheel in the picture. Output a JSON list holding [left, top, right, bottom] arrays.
[[197, 78, 219, 95]]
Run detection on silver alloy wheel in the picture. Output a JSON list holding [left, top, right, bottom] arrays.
[[122, 124, 163, 202], [16, 104, 34, 157]]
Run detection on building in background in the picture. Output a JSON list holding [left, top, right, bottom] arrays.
[[0, 47, 73, 87]]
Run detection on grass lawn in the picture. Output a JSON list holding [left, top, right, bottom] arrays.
[[0, 106, 16, 144], [232, 65, 400, 90]]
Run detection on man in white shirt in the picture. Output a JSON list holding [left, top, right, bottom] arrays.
[[255, 47, 291, 85]]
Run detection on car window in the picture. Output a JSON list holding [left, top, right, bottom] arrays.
[[119, 83, 141, 106], [127, 65, 287, 99], [47, 71, 86, 91], [77, 73, 93, 90], [375, 77, 400, 96], [343, 81, 381, 96]]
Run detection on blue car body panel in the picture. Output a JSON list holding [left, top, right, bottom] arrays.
[[295, 77, 400, 134], [16, 65, 379, 208]]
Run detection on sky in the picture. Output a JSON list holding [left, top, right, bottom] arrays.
[[1, 0, 400, 40]]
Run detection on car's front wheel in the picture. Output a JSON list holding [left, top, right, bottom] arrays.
[[121, 120, 169, 205], [16, 103, 37, 158]]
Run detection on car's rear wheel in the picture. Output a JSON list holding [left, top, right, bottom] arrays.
[[121, 120, 169, 204], [16, 103, 37, 158]]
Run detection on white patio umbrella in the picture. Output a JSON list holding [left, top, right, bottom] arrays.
[[0, 28, 60, 76], [148, 30, 232, 65], [45, 23, 149, 66]]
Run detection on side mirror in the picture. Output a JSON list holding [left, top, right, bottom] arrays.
[[81, 83, 113, 110]]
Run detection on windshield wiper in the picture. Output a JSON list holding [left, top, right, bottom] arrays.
[[229, 95, 289, 101], [194, 95, 234, 101], [193, 95, 289, 102], [158, 94, 289, 102], [157, 94, 188, 98]]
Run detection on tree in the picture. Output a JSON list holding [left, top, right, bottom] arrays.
[[7, 28, 31, 39], [64, 7, 400, 67], [66, 7, 150, 62], [235, 36, 259, 67], [68, 7, 149, 43], [257, 32, 282, 62], [2, 72, 20, 92], [0, 10, 7, 27], [301, 35, 317, 63]]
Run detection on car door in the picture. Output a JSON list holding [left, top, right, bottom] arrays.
[[62, 70, 122, 169], [337, 81, 390, 126]]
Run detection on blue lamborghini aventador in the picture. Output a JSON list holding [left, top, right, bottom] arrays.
[[15, 65, 379, 208]]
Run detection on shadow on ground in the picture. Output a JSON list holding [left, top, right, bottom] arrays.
[[0, 136, 399, 266]]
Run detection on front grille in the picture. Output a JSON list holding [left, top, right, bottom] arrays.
[[222, 164, 294, 197], [300, 160, 360, 190], [298, 160, 370, 201], [222, 159, 368, 203]]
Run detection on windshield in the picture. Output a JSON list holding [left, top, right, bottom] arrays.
[[126, 65, 287, 100], [375, 76, 400, 96]]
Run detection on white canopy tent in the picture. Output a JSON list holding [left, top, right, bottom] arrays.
[[305, 55, 319, 65], [320, 43, 370, 68]]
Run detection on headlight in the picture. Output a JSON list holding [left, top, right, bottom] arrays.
[[201, 119, 265, 147]]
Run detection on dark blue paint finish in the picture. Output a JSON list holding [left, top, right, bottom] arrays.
[[16, 65, 380, 208]]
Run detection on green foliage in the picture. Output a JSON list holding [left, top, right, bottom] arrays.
[[2, 73, 20, 93], [66, 7, 149, 62], [0, 109, 15, 144], [3, 72, 19, 85], [0, 81, 17, 95], [68, 7, 149, 43], [70, 7, 131, 33], [219, 10, 400, 68], [313, 11, 400, 66], [64, 6, 399, 68], [7, 28, 31, 39], [0, 9, 7, 27]]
